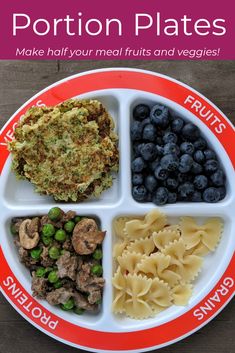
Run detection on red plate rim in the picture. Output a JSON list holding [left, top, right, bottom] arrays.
[[0, 68, 234, 352]]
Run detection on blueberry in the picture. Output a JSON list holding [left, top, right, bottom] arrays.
[[164, 143, 180, 156], [168, 192, 177, 203], [131, 121, 143, 141], [131, 157, 146, 173], [156, 137, 164, 145], [178, 182, 195, 199], [154, 165, 169, 181], [204, 159, 218, 175], [210, 169, 225, 186], [160, 154, 179, 172], [140, 143, 157, 161], [165, 177, 179, 190], [132, 185, 148, 202], [133, 104, 150, 121], [141, 117, 151, 128], [204, 149, 216, 160], [153, 187, 169, 205], [182, 123, 200, 142], [217, 186, 226, 200], [179, 154, 193, 173], [177, 173, 193, 184], [191, 191, 202, 202], [132, 173, 144, 186], [142, 124, 157, 141], [203, 187, 220, 203], [193, 175, 208, 190], [171, 117, 184, 133], [156, 145, 164, 156], [194, 137, 207, 150], [149, 157, 161, 172], [133, 142, 145, 157], [191, 162, 203, 174], [150, 104, 170, 128], [180, 142, 195, 155], [144, 175, 158, 192], [193, 150, 205, 164], [163, 132, 178, 144]]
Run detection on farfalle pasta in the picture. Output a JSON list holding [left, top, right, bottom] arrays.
[[112, 210, 223, 319], [126, 237, 155, 256], [124, 209, 167, 239], [180, 217, 223, 255], [153, 229, 180, 251]]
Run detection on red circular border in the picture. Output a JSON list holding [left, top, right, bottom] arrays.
[[0, 70, 234, 351]]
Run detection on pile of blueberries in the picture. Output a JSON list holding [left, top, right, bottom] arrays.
[[131, 103, 226, 205]]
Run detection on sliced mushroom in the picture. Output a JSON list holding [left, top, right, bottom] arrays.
[[19, 219, 40, 249], [72, 218, 106, 255]]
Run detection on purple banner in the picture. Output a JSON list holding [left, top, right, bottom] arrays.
[[0, 0, 234, 60]]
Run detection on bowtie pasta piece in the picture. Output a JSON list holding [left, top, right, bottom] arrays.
[[153, 229, 181, 251], [180, 217, 223, 253], [113, 240, 128, 258], [124, 209, 167, 239], [163, 239, 203, 282], [117, 252, 144, 274], [126, 237, 155, 256], [144, 277, 172, 308], [171, 283, 193, 306], [137, 252, 181, 286], [113, 217, 132, 238]]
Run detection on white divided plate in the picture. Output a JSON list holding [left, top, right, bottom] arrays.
[[0, 68, 234, 352]]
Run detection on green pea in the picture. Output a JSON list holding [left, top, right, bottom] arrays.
[[60, 249, 66, 255], [48, 207, 63, 221], [10, 223, 17, 235], [54, 280, 63, 289], [74, 216, 81, 223], [74, 307, 84, 315], [96, 299, 102, 305], [30, 248, 42, 260], [42, 224, 55, 237], [36, 267, 46, 278], [41, 235, 53, 246], [48, 271, 59, 283], [64, 221, 75, 233], [45, 267, 53, 274], [92, 249, 102, 260], [61, 298, 74, 311], [48, 246, 60, 259], [91, 265, 103, 276], [55, 229, 67, 242]]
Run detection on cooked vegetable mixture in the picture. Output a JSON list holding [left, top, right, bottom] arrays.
[[8, 99, 119, 202], [11, 208, 105, 314]]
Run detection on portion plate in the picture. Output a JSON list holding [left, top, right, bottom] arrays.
[[0, 68, 234, 352]]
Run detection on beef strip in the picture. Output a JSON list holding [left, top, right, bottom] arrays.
[[62, 211, 76, 222], [56, 251, 78, 280], [62, 238, 74, 252], [12, 218, 25, 233], [31, 272, 48, 298], [76, 260, 104, 304], [46, 287, 73, 305], [40, 246, 54, 267], [86, 277, 105, 304], [18, 246, 38, 268], [73, 292, 98, 312]]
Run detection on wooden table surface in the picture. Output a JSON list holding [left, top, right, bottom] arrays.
[[0, 60, 234, 353]]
